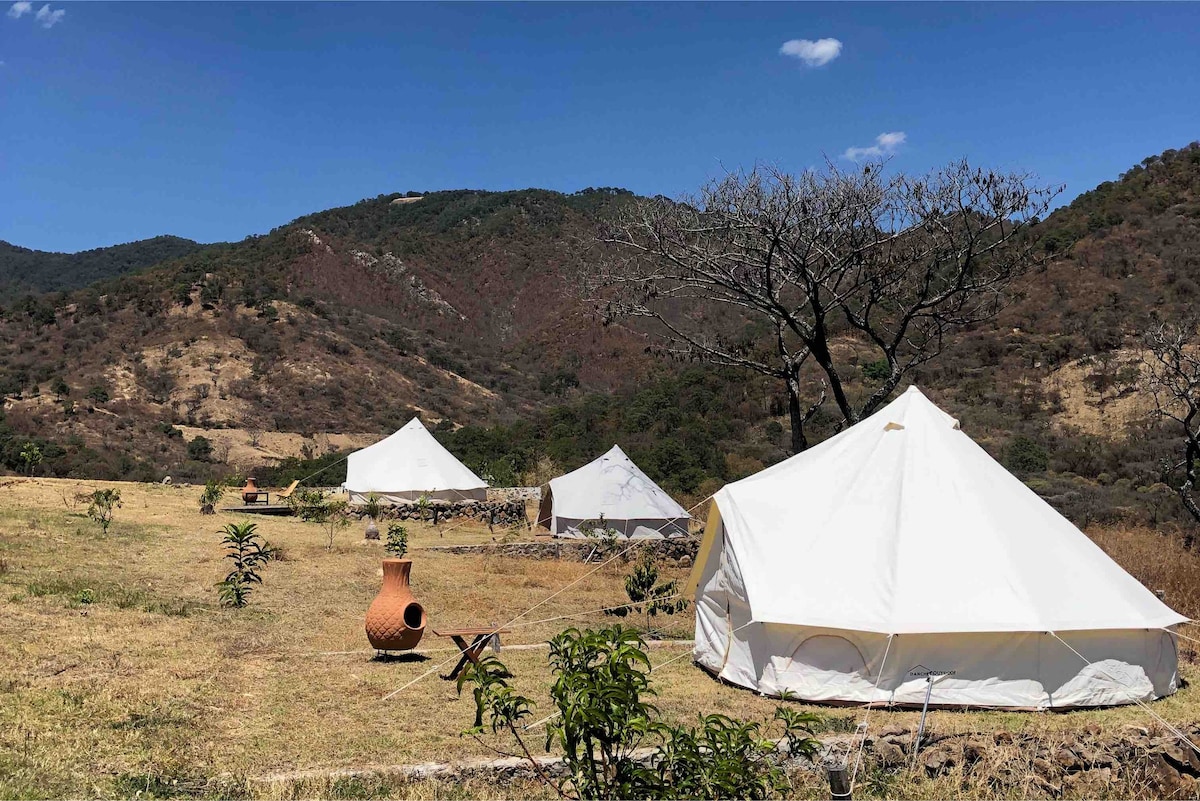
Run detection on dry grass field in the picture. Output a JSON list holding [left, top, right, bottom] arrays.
[[2, 478, 1200, 799]]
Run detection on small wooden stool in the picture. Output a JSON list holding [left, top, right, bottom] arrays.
[[433, 627, 512, 680]]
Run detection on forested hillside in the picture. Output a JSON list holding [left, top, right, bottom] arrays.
[[0, 235, 209, 301], [2, 144, 1200, 534]]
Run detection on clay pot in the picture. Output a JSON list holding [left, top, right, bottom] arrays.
[[364, 518, 380, 540], [365, 558, 426, 651], [241, 477, 260, 504]]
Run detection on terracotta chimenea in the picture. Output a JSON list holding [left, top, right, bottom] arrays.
[[365, 558, 426, 651], [241, 477, 260, 504]]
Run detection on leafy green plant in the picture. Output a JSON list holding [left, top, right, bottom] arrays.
[[215, 521, 272, 608], [199, 480, 224, 515], [19, 442, 43, 476], [460, 625, 820, 800], [87, 489, 122, 534], [415, 493, 432, 523], [606, 549, 689, 634], [290, 489, 350, 549], [361, 492, 383, 521], [581, 514, 621, 560], [385, 523, 408, 558]]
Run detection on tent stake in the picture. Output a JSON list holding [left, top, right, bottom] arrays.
[[913, 676, 934, 761]]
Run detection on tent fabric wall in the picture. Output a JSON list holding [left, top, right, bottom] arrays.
[[541, 445, 690, 539], [345, 418, 488, 504], [689, 386, 1187, 709]]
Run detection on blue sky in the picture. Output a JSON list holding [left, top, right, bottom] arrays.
[[2, 2, 1199, 252]]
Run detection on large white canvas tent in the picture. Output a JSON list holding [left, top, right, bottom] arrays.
[[345, 418, 487, 504], [537, 445, 690, 539], [689, 386, 1186, 709]]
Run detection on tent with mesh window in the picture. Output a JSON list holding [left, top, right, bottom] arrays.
[[688, 386, 1186, 709]]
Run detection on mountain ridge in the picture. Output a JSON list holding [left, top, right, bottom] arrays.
[[1, 146, 1199, 535]]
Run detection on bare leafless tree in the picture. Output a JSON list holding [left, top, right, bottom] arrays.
[[594, 160, 1060, 452], [1143, 320, 1200, 548]]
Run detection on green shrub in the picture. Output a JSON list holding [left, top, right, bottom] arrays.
[[1005, 435, 1049, 475], [606, 549, 689, 634], [362, 492, 383, 521], [87, 489, 122, 534], [186, 436, 213, 462], [460, 626, 820, 799], [215, 521, 272, 608], [385, 523, 408, 558], [199, 480, 224, 514]]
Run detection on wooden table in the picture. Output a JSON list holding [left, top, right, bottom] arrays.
[[433, 627, 512, 680]]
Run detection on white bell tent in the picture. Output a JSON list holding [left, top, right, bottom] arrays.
[[345, 418, 487, 504], [537, 445, 690, 539], [689, 386, 1186, 709]]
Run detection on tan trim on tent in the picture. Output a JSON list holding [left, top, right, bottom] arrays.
[[884, 421, 905, 431], [685, 501, 722, 596]]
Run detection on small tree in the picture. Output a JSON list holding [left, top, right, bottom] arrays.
[[1144, 319, 1200, 548], [385, 523, 409, 558], [581, 514, 621, 559], [597, 161, 1059, 452], [199, 480, 224, 515], [415, 492, 432, 523], [87, 489, 122, 534], [215, 521, 272, 608], [607, 549, 689, 634], [291, 489, 350, 549], [19, 442, 43, 476], [460, 626, 820, 800], [187, 435, 213, 461]]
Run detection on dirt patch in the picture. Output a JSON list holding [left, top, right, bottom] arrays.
[[174, 425, 378, 467], [1043, 349, 1156, 436]]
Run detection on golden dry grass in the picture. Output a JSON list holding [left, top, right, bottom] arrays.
[[1, 478, 1199, 799]]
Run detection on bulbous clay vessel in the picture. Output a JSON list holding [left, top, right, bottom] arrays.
[[364, 518, 380, 540], [365, 558, 426, 651], [241, 477, 260, 504]]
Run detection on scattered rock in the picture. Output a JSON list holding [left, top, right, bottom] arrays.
[[1032, 757, 1058, 780], [1054, 746, 1083, 773], [922, 747, 955, 776], [875, 740, 906, 768], [962, 738, 988, 765]]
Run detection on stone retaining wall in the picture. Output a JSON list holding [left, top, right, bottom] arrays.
[[421, 537, 700, 568], [863, 721, 1200, 798], [351, 500, 529, 528]]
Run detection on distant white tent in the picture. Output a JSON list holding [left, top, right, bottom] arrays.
[[537, 445, 690, 539], [345, 418, 487, 504], [689, 386, 1186, 709]]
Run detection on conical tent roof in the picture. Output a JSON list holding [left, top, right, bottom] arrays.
[[713, 386, 1186, 635], [345, 418, 486, 497], [548, 445, 688, 523]]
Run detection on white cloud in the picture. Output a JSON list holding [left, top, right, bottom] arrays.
[[843, 131, 907, 161], [34, 3, 64, 27], [7, 1, 32, 19], [779, 38, 842, 67]]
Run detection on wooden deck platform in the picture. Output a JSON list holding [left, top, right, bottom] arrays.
[[219, 504, 295, 516]]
